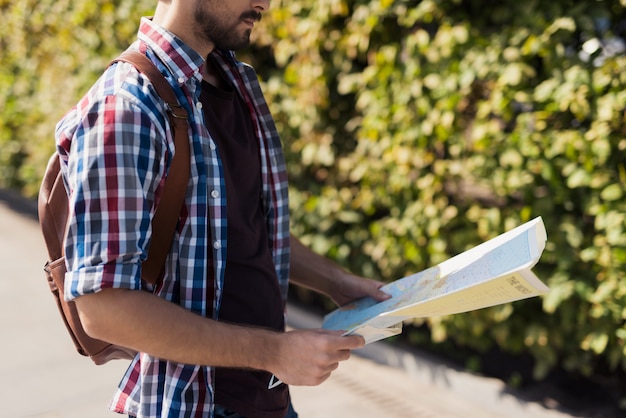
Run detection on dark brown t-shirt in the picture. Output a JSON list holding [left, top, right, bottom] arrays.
[[200, 67, 289, 418]]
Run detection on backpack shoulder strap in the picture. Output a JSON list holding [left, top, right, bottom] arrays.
[[110, 50, 190, 284]]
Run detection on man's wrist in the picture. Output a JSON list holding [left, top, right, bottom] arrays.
[[236, 326, 282, 372]]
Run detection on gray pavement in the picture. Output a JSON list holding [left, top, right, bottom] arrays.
[[0, 189, 576, 418]]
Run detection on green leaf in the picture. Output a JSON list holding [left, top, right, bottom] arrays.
[[600, 184, 624, 201]]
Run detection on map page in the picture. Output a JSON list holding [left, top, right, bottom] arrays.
[[322, 217, 550, 344]]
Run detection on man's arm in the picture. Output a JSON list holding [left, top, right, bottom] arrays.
[[289, 234, 391, 306], [75, 289, 363, 386]]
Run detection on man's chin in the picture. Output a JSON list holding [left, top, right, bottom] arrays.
[[217, 34, 251, 51]]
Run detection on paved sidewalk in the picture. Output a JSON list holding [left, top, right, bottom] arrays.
[[0, 189, 575, 418]]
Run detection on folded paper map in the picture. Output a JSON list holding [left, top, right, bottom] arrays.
[[322, 217, 550, 344]]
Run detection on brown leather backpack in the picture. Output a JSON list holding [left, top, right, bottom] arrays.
[[38, 50, 190, 365]]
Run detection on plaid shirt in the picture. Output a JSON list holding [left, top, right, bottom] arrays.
[[55, 17, 290, 417]]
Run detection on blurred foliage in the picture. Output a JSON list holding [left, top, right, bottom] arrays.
[[2, 0, 626, 393], [0, 0, 154, 194], [240, 0, 626, 386]]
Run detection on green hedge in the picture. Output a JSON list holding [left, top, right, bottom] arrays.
[[2, 0, 625, 395]]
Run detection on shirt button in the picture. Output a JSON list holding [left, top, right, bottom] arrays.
[[177, 77, 185, 84], [209, 141, 216, 151], [197, 102, 203, 110], [213, 241, 221, 250], [210, 190, 220, 199]]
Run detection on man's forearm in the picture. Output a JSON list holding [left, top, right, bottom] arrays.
[[75, 288, 279, 370], [74, 287, 366, 386], [288, 234, 341, 297], [289, 234, 391, 307]]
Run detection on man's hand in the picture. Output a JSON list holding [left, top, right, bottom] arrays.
[[268, 329, 364, 386], [328, 271, 391, 307], [289, 234, 391, 307]]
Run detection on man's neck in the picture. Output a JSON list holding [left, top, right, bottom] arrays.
[[203, 57, 228, 89], [153, 2, 214, 58]]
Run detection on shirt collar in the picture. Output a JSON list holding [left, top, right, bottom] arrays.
[[137, 17, 205, 86]]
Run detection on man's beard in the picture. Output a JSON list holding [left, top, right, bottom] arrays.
[[194, 5, 261, 51]]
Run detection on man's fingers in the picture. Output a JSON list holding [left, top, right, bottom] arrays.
[[272, 329, 364, 386], [314, 329, 364, 349], [373, 287, 392, 302], [336, 334, 365, 350]]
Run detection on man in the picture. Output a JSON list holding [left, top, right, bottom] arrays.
[[55, 0, 389, 417]]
